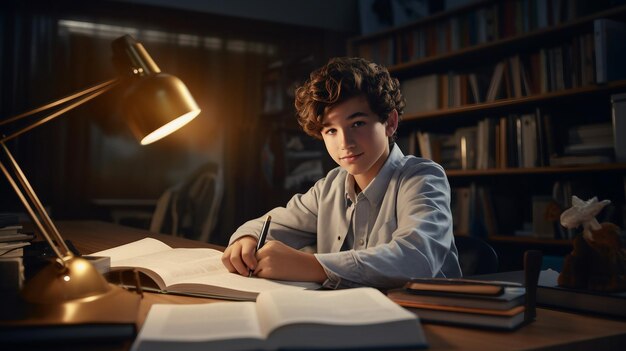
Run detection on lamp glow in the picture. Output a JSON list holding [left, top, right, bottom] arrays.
[[140, 109, 200, 145], [0, 34, 201, 322]]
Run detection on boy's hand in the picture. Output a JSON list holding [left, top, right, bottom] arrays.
[[253, 240, 327, 283], [221, 236, 258, 276]]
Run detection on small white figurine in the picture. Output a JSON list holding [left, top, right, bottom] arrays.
[[560, 196, 611, 241]]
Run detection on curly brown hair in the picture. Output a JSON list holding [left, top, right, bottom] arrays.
[[294, 57, 405, 140]]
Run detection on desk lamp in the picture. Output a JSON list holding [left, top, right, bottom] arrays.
[[0, 35, 200, 322]]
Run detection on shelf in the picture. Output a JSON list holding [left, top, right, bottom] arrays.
[[445, 163, 626, 177], [487, 235, 573, 246], [350, 1, 626, 269], [349, 0, 492, 44], [383, 4, 626, 77], [402, 80, 626, 122], [285, 151, 324, 160]]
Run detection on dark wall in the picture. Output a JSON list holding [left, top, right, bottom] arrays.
[[0, 0, 349, 245]]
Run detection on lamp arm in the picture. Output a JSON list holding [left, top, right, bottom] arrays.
[[0, 142, 70, 261], [0, 78, 120, 265], [0, 78, 119, 143]]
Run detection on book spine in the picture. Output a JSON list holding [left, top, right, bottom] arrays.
[[594, 19, 607, 84], [612, 92, 626, 162]]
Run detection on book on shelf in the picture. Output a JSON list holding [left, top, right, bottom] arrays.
[[562, 122, 614, 156], [416, 130, 430, 159], [486, 60, 506, 102], [612, 92, 626, 162], [396, 130, 417, 156], [531, 196, 558, 239], [387, 279, 527, 330], [452, 183, 497, 238], [548, 154, 612, 166], [451, 186, 472, 236], [131, 288, 427, 351], [456, 126, 477, 170], [594, 18, 626, 84], [401, 74, 440, 114], [91, 238, 320, 301], [520, 113, 538, 168]]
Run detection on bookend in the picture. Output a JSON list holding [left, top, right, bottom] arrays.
[[523, 250, 543, 325]]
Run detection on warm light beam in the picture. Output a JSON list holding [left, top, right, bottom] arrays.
[[140, 109, 200, 145]]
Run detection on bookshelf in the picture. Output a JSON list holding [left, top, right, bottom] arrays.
[[258, 56, 332, 208], [349, 0, 626, 270]]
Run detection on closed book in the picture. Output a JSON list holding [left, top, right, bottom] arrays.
[[594, 18, 626, 84], [536, 269, 626, 319], [403, 277, 522, 295], [0, 241, 30, 258], [387, 286, 526, 310], [471, 270, 626, 319], [612, 92, 626, 162], [404, 304, 525, 330], [0, 233, 35, 243], [0, 225, 22, 236]]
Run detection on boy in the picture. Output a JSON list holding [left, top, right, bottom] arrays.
[[222, 57, 461, 289]]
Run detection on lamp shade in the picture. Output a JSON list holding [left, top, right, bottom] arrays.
[[124, 73, 201, 145], [112, 34, 201, 145]]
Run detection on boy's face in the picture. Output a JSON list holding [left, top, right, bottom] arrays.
[[321, 95, 397, 190]]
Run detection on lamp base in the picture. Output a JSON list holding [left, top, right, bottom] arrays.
[[21, 256, 113, 303], [0, 257, 141, 343], [0, 284, 140, 343]]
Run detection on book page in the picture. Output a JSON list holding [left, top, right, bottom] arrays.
[[94, 238, 320, 296], [256, 288, 416, 337], [92, 238, 173, 264], [102, 245, 226, 287], [173, 273, 320, 296], [135, 302, 263, 343]]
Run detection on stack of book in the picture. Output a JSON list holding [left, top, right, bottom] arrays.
[[0, 223, 34, 259], [387, 278, 527, 330], [0, 215, 33, 299]]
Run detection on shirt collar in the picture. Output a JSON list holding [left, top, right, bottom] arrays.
[[343, 144, 404, 207]]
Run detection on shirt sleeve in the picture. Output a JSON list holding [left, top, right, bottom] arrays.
[[314, 163, 457, 289]]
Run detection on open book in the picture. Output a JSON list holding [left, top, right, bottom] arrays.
[[91, 238, 320, 300], [131, 288, 427, 351]]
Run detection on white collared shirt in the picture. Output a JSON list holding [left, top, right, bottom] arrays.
[[230, 144, 461, 288]]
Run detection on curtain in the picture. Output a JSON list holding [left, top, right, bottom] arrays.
[[0, 4, 273, 238]]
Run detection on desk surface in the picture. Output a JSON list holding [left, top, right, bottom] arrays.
[[36, 221, 626, 350]]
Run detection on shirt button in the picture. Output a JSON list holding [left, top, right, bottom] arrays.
[[358, 239, 365, 245], [337, 236, 341, 241]]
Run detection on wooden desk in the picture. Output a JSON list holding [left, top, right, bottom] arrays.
[[33, 222, 626, 350]]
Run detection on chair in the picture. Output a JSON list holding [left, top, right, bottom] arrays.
[[150, 162, 223, 242], [454, 235, 499, 276]]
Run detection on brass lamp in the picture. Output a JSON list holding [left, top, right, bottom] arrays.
[[0, 35, 200, 323]]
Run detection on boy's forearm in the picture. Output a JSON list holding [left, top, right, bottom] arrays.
[[301, 253, 328, 283]]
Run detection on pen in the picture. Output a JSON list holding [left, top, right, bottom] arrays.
[[249, 215, 271, 277]]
